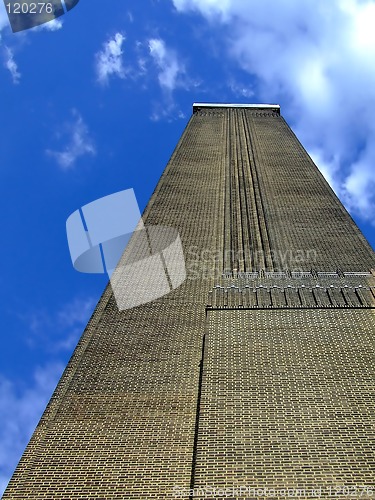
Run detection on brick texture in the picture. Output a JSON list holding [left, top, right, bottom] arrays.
[[4, 105, 375, 499]]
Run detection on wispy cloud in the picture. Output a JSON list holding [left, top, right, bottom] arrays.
[[228, 79, 254, 99], [0, 296, 96, 494], [1, 2, 62, 35], [1, 297, 95, 494], [149, 38, 185, 92], [94, 34, 195, 120], [173, 0, 375, 224], [0, 362, 64, 496], [96, 32, 126, 85], [46, 110, 96, 170], [26, 296, 97, 352], [0, 1, 8, 33], [3, 47, 20, 84], [32, 18, 63, 31], [148, 38, 194, 120], [0, 4, 62, 84]]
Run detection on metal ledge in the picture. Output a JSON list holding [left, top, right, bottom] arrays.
[[193, 102, 280, 113]]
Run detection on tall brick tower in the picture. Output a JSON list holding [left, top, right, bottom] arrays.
[[4, 104, 375, 499]]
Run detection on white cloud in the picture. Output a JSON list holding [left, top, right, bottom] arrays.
[[148, 38, 193, 120], [172, 0, 375, 224], [0, 296, 96, 494], [137, 57, 147, 75], [46, 110, 96, 170], [0, 3, 19, 83], [27, 296, 97, 352], [0, 362, 64, 496], [0, 1, 63, 35], [96, 33, 126, 85], [149, 38, 185, 92], [0, 4, 62, 85], [3, 47, 20, 84], [309, 149, 341, 196], [173, 0, 231, 20], [32, 18, 63, 31], [0, 1, 8, 33], [342, 142, 375, 216], [228, 79, 254, 99], [56, 297, 96, 328]]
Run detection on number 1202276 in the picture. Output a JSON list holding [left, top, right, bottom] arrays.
[[6, 3, 54, 14]]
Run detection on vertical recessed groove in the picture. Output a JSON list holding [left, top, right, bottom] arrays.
[[242, 112, 266, 270], [223, 110, 232, 272], [230, 111, 239, 271], [238, 111, 253, 272], [244, 113, 265, 266], [251, 119, 277, 271], [312, 288, 319, 307], [189, 333, 206, 499], [218, 111, 228, 276], [297, 288, 304, 307], [233, 111, 244, 272], [245, 112, 275, 271], [238, 110, 251, 271], [327, 289, 335, 307], [341, 288, 350, 306], [354, 288, 365, 306], [229, 110, 234, 271], [253, 126, 276, 269]]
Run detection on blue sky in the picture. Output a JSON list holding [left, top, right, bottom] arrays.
[[1, 0, 375, 493]]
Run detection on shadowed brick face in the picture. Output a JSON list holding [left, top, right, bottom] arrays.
[[4, 105, 375, 499]]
